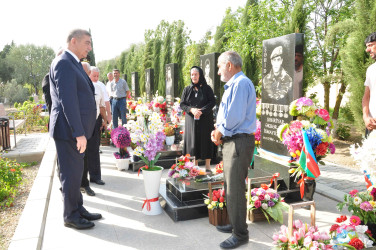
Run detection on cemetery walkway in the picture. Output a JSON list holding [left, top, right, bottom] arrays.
[[7, 133, 366, 249]]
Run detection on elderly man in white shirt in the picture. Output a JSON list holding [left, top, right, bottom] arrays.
[[80, 63, 107, 197]]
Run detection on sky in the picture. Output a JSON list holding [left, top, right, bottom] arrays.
[[0, 0, 246, 62]]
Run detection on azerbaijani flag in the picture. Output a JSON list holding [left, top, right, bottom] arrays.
[[299, 129, 320, 178]]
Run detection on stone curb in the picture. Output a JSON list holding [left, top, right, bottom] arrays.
[[8, 137, 57, 250]]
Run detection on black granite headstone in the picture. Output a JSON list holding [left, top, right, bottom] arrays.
[[145, 68, 154, 102], [165, 63, 179, 114], [200, 53, 220, 105], [261, 33, 304, 156], [131, 72, 139, 98]]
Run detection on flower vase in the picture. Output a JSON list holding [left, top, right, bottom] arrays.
[[115, 158, 130, 171], [165, 135, 175, 146], [303, 179, 316, 201], [142, 166, 163, 215]]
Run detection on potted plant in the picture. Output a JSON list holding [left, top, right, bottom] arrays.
[[247, 185, 289, 224], [164, 123, 175, 146], [110, 126, 131, 171]]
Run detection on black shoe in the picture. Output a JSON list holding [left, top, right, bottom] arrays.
[[206, 169, 213, 174], [90, 179, 105, 185], [216, 224, 233, 233], [80, 211, 102, 221], [220, 235, 249, 249], [80, 186, 95, 196], [64, 217, 95, 230]]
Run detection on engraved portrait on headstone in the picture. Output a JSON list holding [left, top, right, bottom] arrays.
[[263, 46, 292, 101], [261, 33, 304, 156], [166, 66, 172, 96], [204, 58, 213, 90]]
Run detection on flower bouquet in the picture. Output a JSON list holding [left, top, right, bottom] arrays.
[[164, 123, 175, 137], [273, 219, 331, 249], [167, 154, 200, 179], [214, 161, 223, 174], [350, 130, 376, 188], [171, 97, 183, 126], [329, 215, 374, 249], [110, 126, 131, 159], [337, 189, 376, 225], [248, 185, 289, 224], [255, 119, 261, 147], [204, 186, 230, 226]]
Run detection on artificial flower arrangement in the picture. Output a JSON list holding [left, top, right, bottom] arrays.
[[110, 126, 131, 159], [255, 119, 261, 147], [204, 188, 226, 210], [247, 184, 289, 224], [350, 130, 376, 187], [272, 219, 331, 249], [256, 97, 261, 120], [101, 127, 111, 139], [214, 161, 223, 174], [171, 97, 183, 126], [127, 100, 138, 115], [151, 92, 167, 122], [329, 215, 374, 249], [337, 188, 376, 225], [164, 123, 175, 137], [167, 154, 200, 179], [277, 97, 335, 163]]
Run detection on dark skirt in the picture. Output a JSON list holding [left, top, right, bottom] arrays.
[[183, 112, 214, 160]]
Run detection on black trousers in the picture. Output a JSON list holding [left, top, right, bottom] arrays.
[[82, 115, 102, 187], [222, 135, 255, 240], [55, 138, 86, 222]]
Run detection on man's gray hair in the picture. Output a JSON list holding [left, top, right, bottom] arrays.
[[91, 66, 100, 73], [67, 29, 91, 43], [219, 51, 243, 68], [81, 61, 91, 72], [107, 72, 113, 77]]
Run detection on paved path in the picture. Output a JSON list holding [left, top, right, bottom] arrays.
[[7, 133, 368, 249]]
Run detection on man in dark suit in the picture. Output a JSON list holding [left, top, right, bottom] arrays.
[[49, 29, 102, 230]]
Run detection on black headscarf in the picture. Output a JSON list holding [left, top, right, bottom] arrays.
[[190, 66, 207, 87]]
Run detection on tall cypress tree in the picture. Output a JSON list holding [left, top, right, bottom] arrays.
[[342, 0, 376, 129], [159, 24, 173, 95], [87, 28, 96, 66], [172, 20, 187, 95]]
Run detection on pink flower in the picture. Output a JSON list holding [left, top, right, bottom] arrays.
[[294, 231, 302, 241], [315, 108, 330, 121], [294, 220, 303, 229], [303, 236, 312, 246], [349, 215, 361, 226], [254, 200, 261, 208], [360, 201, 373, 211], [349, 189, 358, 197], [258, 194, 265, 201], [278, 234, 288, 243], [296, 97, 314, 110]]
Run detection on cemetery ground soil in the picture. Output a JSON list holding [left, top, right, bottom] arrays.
[[0, 129, 363, 249]]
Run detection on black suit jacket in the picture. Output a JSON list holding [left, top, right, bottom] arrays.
[[49, 51, 96, 141]]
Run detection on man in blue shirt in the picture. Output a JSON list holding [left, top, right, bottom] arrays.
[[111, 69, 131, 128], [211, 51, 256, 249]]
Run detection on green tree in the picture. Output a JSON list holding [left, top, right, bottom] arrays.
[[342, 0, 376, 129], [153, 37, 162, 95], [159, 23, 173, 95], [87, 29, 96, 66], [0, 43, 15, 83], [8, 44, 55, 95]]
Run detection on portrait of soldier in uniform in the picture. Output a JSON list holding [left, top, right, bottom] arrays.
[[263, 46, 292, 100], [204, 58, 213, 89]]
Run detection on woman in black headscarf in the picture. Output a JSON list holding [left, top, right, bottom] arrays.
[[180, 66, 216, 173]]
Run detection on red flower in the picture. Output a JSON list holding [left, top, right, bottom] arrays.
[[219, 197, 225, 203], [330, 224, 340, 232], [335, 215, 347, 223], [349, 189, 359, 197], [315, 142, 328, 156], [212, 196, 218, 202], [348, 238, 364, 250], [179, 131, 184, 134], [10, 169, 16, 172]]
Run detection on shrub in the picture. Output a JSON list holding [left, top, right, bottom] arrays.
[[0, 158, 36, 208], [336, 123, 351, 140], [14, 100, 48, 132]]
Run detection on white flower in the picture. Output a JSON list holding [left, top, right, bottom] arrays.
[[256, 190, 262, 196], [264, 194, 270, 201], [353, 197, 362, 205], [251, 196, 259, 201], [261, 203, 268, 210], [355, 225, 368, 234]]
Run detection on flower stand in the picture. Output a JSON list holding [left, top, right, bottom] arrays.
[[248, 208, 268, 222], [288, 201, 316, 239], [115, 158, 130, 171], [142, 166, 163, 215], [165, 135, 175, 146], [208, 181, 230, 226]]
